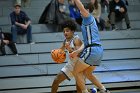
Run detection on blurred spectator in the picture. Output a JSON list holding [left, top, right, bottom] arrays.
[[108, 0, 131, 31], [58, 0, 66, 13], [91, 0, 106, 31], [122, 0, 129, 6], [55, 0, 68, 25], [15, 0, 31, 7], [0, 28, 18, 56], [68, 0, 82, 25], [38, 0, 72, 32], [100, 0, 110, 13], [10, 4, 33, 44], [39, 0, 69, 25], [15, 0, 21, 5]]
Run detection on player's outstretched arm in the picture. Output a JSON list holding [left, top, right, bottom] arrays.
[[73, 0, 89, 17]]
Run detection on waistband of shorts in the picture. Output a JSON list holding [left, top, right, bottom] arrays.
[[85, 43, 101, 48]]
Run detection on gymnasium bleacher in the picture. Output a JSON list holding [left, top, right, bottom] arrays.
[[0, 0, 140, 93]]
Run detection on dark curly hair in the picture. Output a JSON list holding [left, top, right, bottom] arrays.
[[61, 20, 77, 31]]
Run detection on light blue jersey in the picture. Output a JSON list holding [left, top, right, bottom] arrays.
[[80, 14, 103, 66], [81, 14, 101, 46]]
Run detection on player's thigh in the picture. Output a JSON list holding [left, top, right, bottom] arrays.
[[86, 66, 96, 73], [54, 71, 67, 83], [84, 66, 96, 77], [74, 59, 90, 74]]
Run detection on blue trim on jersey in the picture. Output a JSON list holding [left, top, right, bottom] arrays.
[[81, 14, 101, 46], [80, 47, 91, 62], [80, 14, 103, 66], [87, 26, 92, 45], [80, 25, 93, 62], [85, 47, 91, 61], [85, 26, 89, 46], [90, 26, 93, 44]]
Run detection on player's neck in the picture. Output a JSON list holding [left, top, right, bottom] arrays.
[[66, 36, 73, 42]]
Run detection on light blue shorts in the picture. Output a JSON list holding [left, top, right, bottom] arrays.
[[80, 46, 103, 66]]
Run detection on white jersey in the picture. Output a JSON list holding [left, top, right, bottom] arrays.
[[65, 34, 80, 54], [63, 34, 80, 72]]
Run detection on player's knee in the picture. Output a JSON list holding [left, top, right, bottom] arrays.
[[84, 71, 92, 79]]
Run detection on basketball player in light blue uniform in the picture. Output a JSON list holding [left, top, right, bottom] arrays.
[[80, 13, 103, 66], [70, 0, 110, 93]]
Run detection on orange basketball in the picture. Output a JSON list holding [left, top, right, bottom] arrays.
[[51, 49, 66, 63]]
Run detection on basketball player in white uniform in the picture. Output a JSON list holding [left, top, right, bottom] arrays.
[[51, 20, 84, 93]]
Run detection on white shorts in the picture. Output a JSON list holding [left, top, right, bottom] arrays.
[[61, 58, 90, 80], [61, 58, 77, 80]]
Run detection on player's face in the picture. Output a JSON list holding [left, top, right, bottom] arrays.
[[115, 0, 119, 3], [14, 6, 21, 14], [63, 27, 74, 40]]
